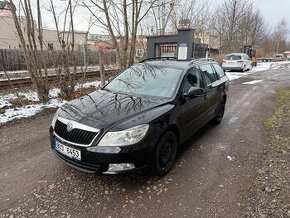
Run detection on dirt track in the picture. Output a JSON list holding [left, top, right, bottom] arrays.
[[0, 67, 289, 217]]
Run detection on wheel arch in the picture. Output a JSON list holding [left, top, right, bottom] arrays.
[[166, 124, 181, 146]]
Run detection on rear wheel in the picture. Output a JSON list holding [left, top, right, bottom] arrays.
[[249, 63, 253, 71], [152, 131, 177, 176], [242, 65, 246, 72], [213, 99, 226, 124]]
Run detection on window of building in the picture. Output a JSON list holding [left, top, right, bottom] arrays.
[[48, 43, 54, 50]]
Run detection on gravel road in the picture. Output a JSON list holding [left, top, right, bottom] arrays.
[[0, 67, 289, 218]]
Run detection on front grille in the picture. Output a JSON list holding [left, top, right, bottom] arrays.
[[54, 120, 98, 145]]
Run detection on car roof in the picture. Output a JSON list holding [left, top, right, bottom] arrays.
[[225, 53, 246, 56], [139, 59, 218, 70]]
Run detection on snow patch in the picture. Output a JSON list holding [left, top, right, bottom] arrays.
[[243, 80, 263, 85], [226, 62, 272, 81], [0, 80, 100, 125]]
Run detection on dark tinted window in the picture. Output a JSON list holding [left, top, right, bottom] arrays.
[[212, 64, 225, 78], [224, 55, 241, 60], [200, 64, 218, 84], [183, 67, 204, 93]]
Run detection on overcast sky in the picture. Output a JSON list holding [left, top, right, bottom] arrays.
[[41, 0, 290, 38], [211, 0, 290, 36]]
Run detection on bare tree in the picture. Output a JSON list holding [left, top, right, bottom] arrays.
[[7, 0, 49, 102], [148, 0, 175, 35], [170, 0, 209, 34], [212, 0, 268, 53], [49, 0, 78, 100], [143, 0, 209, 36], [272, 18, 288, 54], [257, 19, 290, 57], [83, 0, 157, 69]]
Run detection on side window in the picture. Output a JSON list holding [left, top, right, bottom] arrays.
[[200, 64, 218, 85], [182, 67, 204, 93], [212, 63, 225, 78]]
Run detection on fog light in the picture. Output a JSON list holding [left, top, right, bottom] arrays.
[[107, 163, 135, 172]]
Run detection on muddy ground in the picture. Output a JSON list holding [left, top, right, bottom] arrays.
[[0, 67, 290, 218]]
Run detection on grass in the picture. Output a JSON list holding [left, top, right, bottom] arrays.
[[265, 88, 290, 134], [244, 88, 290, 217]]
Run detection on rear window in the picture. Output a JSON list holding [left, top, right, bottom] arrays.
[[224, 55, 241, 60]]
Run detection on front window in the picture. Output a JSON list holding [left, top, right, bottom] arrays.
[[200, 64, 218, 84], [212, 64, 225, 78], [104, 64, 183, 98], [183, 67, 204, 93]]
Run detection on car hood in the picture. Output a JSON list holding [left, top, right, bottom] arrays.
[[57, 89, 170, 129]]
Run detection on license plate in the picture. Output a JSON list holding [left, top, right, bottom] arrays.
[[54, 139, 81, 160]]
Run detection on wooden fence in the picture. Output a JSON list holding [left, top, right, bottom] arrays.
[[0, 49, 117, 71]]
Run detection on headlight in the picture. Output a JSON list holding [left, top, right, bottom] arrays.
[[51, 111, 58, 128], [98, 124, 149, 147]]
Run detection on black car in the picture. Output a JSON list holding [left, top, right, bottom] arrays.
[[49, 59, 229, 176]]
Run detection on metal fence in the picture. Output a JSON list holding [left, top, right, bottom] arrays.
[[0, 49, 117, 71]]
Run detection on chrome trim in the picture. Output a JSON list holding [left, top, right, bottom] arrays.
[[54, 117, 100, 147], [57, 117, 100, 132]]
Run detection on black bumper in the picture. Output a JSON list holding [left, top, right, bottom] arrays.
[[50, 129, 155, 173]]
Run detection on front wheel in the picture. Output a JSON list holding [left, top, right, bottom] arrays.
[[213, 100, 226, 124], [151, 131, 177, 176]]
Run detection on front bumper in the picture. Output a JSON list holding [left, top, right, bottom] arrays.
[[49, 127, 154, 174]]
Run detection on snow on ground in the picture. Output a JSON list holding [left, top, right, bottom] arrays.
[[0, 61, 288, 125], [226, 72, 250, 81], [0, 80, 101, 125], [242, 80, 263, 85], [226, 61, 282, 80]]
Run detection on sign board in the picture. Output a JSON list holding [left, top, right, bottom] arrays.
[[178, 43, 188, 60], [136, 49, 144, 58]]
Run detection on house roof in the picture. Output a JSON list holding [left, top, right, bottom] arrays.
[[0, 1, 7, 10]]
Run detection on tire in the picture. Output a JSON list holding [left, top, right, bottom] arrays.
[[151, 131, 178, 176], [248, 64, 252, 71], [213, 99, 226, 124], [242, 65, 246, 72]]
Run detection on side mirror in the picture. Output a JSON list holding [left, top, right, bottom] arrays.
[[183, 86, 204, 98]]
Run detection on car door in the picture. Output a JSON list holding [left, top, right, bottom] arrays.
[[199, 63, 221, 118], [179, 66, 209, 139]]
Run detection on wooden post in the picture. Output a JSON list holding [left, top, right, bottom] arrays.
[[99, 49, 105, 88]]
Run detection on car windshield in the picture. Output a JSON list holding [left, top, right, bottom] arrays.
[[104, 64, 183, 98], [224, 55, 242, 60]]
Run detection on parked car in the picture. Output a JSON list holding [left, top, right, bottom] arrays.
[[275, 54, 285, 61], [222, 53, 252, 72], [49, 59, 229, 176], [196, 58, 216, 62]]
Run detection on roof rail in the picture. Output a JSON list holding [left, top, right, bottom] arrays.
[[139, 57, 177, 63]]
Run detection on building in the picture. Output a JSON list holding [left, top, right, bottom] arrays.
[[87, 33, 113, 51], [0, 1, 11, 16], [0, 2, 87, 50], [88, 34, 110, 41], [195, 31, 221, 53]]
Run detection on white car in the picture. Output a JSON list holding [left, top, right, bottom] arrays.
[[222, 53, 252, 72]]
